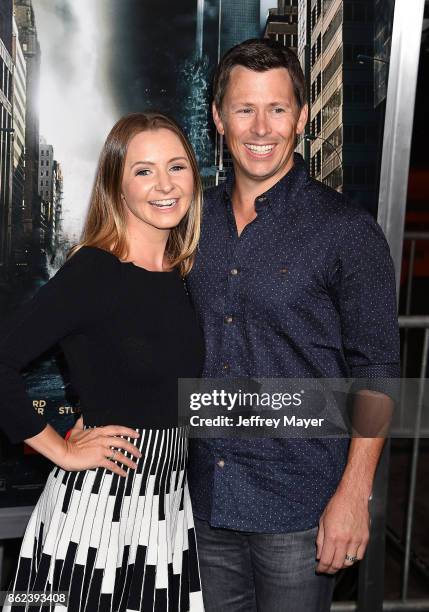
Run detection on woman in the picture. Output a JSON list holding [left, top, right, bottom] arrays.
[[0, 112, 205, 611]]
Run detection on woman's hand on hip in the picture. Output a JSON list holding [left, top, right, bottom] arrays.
[[61, 422, 142, 477]]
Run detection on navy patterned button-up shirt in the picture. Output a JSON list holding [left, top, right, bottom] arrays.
[[186, 153, 400, 533]]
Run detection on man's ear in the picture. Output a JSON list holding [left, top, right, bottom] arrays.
[[212, 102, 225, 136], [296, 103, 309, 135]]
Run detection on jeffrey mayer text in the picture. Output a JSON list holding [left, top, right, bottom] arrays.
[[190, 415, 325, 428]]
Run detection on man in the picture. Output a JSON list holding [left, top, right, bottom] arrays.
[[186, 39, 400, 612]]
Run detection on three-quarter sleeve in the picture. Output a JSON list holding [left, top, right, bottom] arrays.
[[329, 209, 400, 381], [0, 247, 120, 444]]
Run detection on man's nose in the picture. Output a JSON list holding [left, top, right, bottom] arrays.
[[251, 111, 271, 137]]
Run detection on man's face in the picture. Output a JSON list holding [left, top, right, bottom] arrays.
[[213, 66, 308, 187]]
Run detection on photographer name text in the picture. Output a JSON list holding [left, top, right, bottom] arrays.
[[189, 415, 324, 429]]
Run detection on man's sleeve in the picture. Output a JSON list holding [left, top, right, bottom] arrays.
[[329, 209, 401, 385]]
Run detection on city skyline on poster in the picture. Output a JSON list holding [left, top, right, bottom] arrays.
[[34, 0, 263, 242]]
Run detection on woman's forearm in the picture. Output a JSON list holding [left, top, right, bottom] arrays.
[[24, 423, 68, 466]]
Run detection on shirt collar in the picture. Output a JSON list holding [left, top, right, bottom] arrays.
[[222, 153, 310, 217]]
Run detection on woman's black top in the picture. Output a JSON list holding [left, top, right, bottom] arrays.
[[0, 247, 204, 444]]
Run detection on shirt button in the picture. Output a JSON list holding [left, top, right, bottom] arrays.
[[223, 363, 230, 370], [230, 268, 238, 276], [224, 315, 233, 324], [217, 459, 225, 468]]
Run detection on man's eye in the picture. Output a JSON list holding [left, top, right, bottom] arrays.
[[273, 107, 286, 113], [136, 169, 151, 176], [237, 108, 253, 114]]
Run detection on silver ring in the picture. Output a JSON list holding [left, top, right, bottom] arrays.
[[107, 449, 116, 462], [345, 554, 358, 563]]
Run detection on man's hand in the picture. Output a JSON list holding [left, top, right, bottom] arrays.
[[316, 485, 370, 574]]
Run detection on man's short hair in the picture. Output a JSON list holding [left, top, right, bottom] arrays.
[[213, 38, 307, 111]]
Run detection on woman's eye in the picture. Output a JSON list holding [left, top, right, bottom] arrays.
[[170, 165, 186, 172], [136, 169, 151, 176]]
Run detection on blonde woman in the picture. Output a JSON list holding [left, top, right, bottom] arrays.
[[0, 113, 205, 611]]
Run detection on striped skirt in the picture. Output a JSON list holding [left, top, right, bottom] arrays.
[[3, 426, 205, 612]]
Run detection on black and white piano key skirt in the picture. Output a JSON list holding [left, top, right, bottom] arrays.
[[4, 426, 205, 612]]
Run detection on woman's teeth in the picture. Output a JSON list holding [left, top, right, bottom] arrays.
[[149, 198, 177, 208], [245, 144, 275, 154]]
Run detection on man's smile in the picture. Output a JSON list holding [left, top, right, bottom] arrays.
[[244, 143, 276, 158]]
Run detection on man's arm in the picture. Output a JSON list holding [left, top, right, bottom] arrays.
[[316, 436, 383, 573], [316, 208, 400, 574], [317, 387, 394, 573]]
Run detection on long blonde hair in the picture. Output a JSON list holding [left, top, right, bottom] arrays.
[[70, 112, 202, 276]]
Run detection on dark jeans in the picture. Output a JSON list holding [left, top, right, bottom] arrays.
[[194, 518, 335, 612]]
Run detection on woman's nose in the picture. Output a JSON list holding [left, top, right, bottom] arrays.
[[155, 171, 174, 192]]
